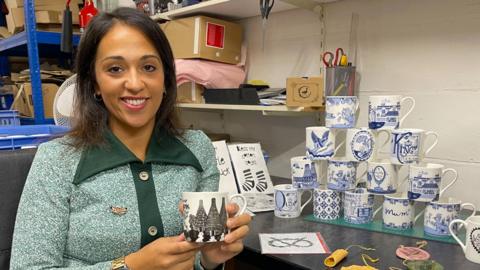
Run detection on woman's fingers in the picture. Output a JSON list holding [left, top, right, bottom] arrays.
[[220, 240, 244, 254], [227, 213, 252, 230], [224, 225, 249, 243]]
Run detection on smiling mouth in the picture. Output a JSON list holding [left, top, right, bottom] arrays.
[[121, 97, 149, 106]]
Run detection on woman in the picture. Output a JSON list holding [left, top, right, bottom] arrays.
[[10, 8, 251, 270]]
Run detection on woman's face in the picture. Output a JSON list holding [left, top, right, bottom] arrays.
[[94, 23, 165, 133]]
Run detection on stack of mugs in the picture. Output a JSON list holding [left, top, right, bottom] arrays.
[[274, 95, 477, 239]]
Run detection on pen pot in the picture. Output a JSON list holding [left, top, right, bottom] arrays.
[[324, 66, 356, 98]]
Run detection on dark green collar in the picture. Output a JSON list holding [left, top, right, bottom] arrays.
[[73, 128, 203, 185]]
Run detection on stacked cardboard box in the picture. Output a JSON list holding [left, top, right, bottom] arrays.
[[5, 0, 80, 34]]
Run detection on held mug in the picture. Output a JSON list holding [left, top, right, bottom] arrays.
[[274, 184, 313, 218], [368, 95, 415, 130], [449, 215, 480, 264], [375, 192, 422, 230], [408, 163, 458, 202], [424, 198, 476, 237], [367, 160, 407, 194], [306, 127, 342, 160], [290, 156, 319, 189], [327, 158, 367, 191], [344, 128, 390, 162], [390, 128, 439, 165], [343, 188, 375, 224], [325, 96, 359, 128], [313, 186, 341, 220], [182, 192, 247, 243]]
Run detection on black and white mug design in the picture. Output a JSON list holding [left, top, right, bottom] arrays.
[[182, 192, 247, 243]]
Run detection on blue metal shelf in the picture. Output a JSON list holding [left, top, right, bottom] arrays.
[[0, 0, 80, 124]]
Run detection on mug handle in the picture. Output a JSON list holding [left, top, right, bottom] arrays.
[[395, 165, 409, 192], [373, 204, 382, 218], [459, 203, 477, 230], [424, 131, 439, 156], [439, 168, 458, 196], [449, 219, 468, 254], [229, 194, 247, 216], [413, 203, 425, 223], [300, 190, 313, 213], [399, 96, 415, 127], [375, 130, 391, 158], [355, 162, 368, 186]]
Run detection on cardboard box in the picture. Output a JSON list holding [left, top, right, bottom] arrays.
[[177, 82, 204, 104], [12, 83, 58, 118], [286, 77, 324, 107], [6, 3, 79, 33], [161, 16, 243, 65]]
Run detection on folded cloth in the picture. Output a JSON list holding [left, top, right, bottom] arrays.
[[175, 59, 246, 89]]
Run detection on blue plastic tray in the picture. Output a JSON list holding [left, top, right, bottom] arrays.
[[0, 125, 69, 150], [0, 110, 20, 126]]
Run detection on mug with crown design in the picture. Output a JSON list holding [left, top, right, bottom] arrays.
[[182, 192, 246, 243]]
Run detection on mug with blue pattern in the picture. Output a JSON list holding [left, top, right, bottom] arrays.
[[274, 184, 312, 218], [424, 197, 476, 236], [390, 128, 439, 165], [291, 156, 319, 189], [327, 158, 366, 191], [306, 127, 340, 160], [325, 96, 359, 128], [343, 188, 375, 224], [408, 163, 458, 202], [368, 95, 415, 130], [366, 160, 406, 194], [381, 193, 421, 230], [314, 187, 341, 220]]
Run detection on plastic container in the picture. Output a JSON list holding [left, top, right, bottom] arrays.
[[0, 125, 69, 150], [0, 110, 21, 126]]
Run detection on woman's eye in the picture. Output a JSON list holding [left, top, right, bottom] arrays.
[[144, 65, 157, 72], [107, 66, 123, 73]]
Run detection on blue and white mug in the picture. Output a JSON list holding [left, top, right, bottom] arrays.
[[327, 158, 366, 191], [291, 156, 319, 189], [343, 188, 375, 224], [380, 193, 422, 230], [306, 127, 341, 160], [390, 128, 439, 165], [366, 160, 406, 194], [408, 163, 458, 202], [344, 128, 390, 162], [313, 187, 341, 220], [424, 198, 476, 237], [274, 184, 312, 218], [368, 95, 415, 130], [325, 96, 359, 128]]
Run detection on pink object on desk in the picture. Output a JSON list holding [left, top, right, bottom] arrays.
[[175, 59, 246, 89]]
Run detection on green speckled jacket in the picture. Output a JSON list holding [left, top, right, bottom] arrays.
[[10, 129, 220, 269]]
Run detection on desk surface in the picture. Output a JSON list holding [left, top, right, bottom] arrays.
[[241, 211, 478, 269]]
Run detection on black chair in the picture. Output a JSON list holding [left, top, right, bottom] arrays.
[[0, 149, 37, 270]]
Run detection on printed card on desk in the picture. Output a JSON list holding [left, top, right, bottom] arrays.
[[212, 141, 238, 195], [259, 233, 330, 254], [228, 143, 274, 194]]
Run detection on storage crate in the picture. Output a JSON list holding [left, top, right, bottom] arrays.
[[0, 110, 20, 126], [0, 125, 69, 150], [0, 94, 14, 110]]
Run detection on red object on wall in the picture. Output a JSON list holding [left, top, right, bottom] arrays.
[[206, 22, 225, 49], [79, 0, 98, 31]]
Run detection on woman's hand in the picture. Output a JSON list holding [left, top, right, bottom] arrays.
[[125, 234, 201, 270], [199, 203, 252, 269]]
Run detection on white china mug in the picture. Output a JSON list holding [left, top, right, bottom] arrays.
[[325, 96, 359, 128], [374, 192, 422, 230], [407, 163, 458, 202], [274, 184, 313, 218], [344, 128, 390, 162], [182, 192, 247, 243], [424, 198, 476, 237], [313, 186, 341, 220], [367, 159, 407, 194], [291, 156, 319, 189], [306, 127, 343, 160], [390, 128, 439, 165], [344, 188, 375, 224], [326, 158, 367, 191], [368, 95, 415, 130], [449, 215, 480, 264]]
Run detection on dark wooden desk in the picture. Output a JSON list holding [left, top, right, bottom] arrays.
[[233, 211, 478, 269]]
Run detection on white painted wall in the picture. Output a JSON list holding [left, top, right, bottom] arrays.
[[180, 0, 480, 205]]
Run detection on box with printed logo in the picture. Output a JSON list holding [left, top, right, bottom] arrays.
[[286, 77, 324, 107]]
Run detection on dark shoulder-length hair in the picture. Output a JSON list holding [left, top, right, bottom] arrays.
[[69, 7, 181, 149]]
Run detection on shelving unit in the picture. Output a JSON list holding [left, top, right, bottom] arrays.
[[151, 0, 299, 21], [177, 103, 323, 116], [0, 0, 81, 124]]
